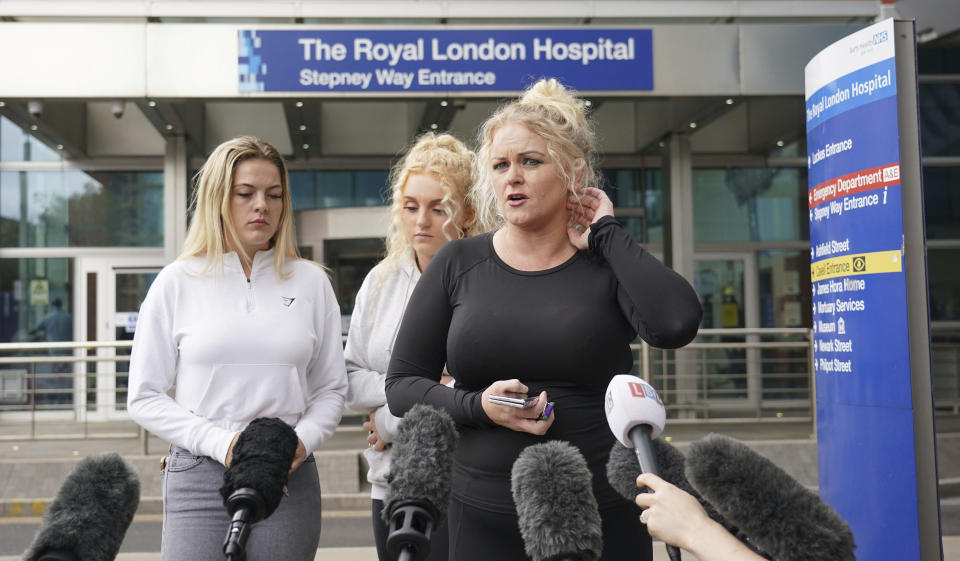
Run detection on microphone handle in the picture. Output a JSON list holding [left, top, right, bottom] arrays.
[[628, 425, 682, 561], [223, 507, 253, 561], [628, 424, 660, 475]]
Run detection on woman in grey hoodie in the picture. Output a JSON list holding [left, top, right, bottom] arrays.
[[344, 132, 479, 561]]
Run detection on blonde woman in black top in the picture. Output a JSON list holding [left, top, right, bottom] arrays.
[[386, 79, 701, 560]]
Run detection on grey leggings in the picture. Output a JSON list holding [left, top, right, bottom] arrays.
[[161, 446, 322, 561]]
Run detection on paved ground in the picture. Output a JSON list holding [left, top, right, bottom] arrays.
[[1, 414, 958, 559]]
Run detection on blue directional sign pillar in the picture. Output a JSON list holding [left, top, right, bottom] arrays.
[[805, 19, 941, 561]]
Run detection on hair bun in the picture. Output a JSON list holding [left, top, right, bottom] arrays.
[[518, 78, 589, 142]]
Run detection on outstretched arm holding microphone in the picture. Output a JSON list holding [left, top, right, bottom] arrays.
[[634, 473, 766, 561]]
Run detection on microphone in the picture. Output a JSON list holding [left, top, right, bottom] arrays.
[[22, 452, 140, 561], [606, 439, 770, 559], [383, 403, 458, 561], [606, 439, 728, 521], [511, 441, 603, 561], [686, 433, 856, 561], [604, 374, 681, 561], [219, 417, 299, 561]]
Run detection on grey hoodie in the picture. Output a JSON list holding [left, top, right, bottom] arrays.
[[344, 252, 420, 500]]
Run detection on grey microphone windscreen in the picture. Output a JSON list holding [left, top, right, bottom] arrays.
[[512, 441, 603, 561], [686, 433, 856, 561], [607, 439, 771, 559], [383, 403, 458, 525], [22, 452, 140, 561]]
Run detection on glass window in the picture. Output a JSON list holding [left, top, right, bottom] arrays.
[[758, 250, 812, 401], [323, 237, 385, 328], [930, 248, 960, 322], [355, 171, 390, 206], [601, 168, 663, 243], [0, 116, 61, 163], [695, 259, 745, 330], [694, 258, 747, 398], [693, 167, 807, 242], [919, 46, 960, 76], [113, 271, 160, 411], [923, 166, 960, 239], [758, 250, 811, 329], [0, 258, 74, 407], [0, 258, 72, 343], [768, 138, 806, 159], [0, 170, 163, 248], [290, 171, 316, 211], [318, 171, 353, 208], [919, 83, 960, 157], [289, 170, 390, 210]]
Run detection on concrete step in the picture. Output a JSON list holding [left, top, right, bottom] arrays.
[[7, 436, 960, 521], [4, 417, 960, 520], [0, 491, 372, 518], [0, 448, 365, 495]]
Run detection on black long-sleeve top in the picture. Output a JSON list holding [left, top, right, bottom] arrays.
[[386, 216, 702, 513]]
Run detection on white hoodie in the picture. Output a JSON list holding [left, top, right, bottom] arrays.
[[127, 248, 348, 465], [344, 253, 420, 500]]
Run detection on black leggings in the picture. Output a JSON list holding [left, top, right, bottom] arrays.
[[371, 498, 450, 561], [447, 496, 652, 561]]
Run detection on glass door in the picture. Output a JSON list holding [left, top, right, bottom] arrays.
[[75, 256, 163, 420], [693, 253, 761, 410], [112, 269, 161, 414]]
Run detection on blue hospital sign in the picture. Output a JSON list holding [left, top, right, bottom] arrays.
[[805, 18, 922, 561], [237, 28, 653, 93]]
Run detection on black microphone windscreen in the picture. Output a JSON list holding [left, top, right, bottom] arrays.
[[22, 452, 140, 561], [383, 403, 458, 525], [220, 417, 299, 519], [686, 433, 856, 561], [512, 441, 603, 561]]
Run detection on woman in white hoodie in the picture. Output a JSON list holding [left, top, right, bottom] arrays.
[[344, 132, 478, 561], [127, 136, 348, 561]]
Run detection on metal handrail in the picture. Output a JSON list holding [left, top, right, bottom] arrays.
[[1, 326, 958, 442], [0, 340, 133, 351]]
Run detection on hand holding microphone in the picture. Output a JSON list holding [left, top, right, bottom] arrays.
[[220, 417, 299, 561], [607, 437, 765, 557], [604, 374, 681, 561], [634, 473, 767, 561]]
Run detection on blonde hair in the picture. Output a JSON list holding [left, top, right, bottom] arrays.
[[179, 136, 299, 276], [473, 78, 600, 231], [382, 132, 479, 268]]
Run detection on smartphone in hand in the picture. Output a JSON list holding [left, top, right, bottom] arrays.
[[488, 393, 538, 408]]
